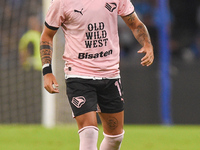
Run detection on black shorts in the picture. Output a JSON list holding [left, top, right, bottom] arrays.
[[65, 78, 124, 117]]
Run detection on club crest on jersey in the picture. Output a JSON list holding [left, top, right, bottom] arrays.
[[105, 2, 117, 12], [72, 96, 86, 108]]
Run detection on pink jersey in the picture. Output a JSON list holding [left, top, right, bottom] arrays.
[[45, 0, 134, 78]]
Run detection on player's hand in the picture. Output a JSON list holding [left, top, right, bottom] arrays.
[[43, 73, 59, 94], [138, 44, 154, 66]]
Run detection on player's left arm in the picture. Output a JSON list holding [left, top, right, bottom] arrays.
[[122, 12, 154, 66]]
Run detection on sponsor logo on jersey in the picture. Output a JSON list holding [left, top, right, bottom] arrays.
[[74, 8, 83, 15], [72, 96, 86, 108], [105, 2, 117, 12], [85, 22, 108, 48], [78, 49, 112, 59]]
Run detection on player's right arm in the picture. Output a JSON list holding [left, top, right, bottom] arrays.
[[40, 26, 59, 94]]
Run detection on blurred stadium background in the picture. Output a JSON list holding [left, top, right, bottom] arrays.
[[0, 0, 200, 126]]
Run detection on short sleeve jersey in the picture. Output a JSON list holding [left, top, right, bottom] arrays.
[[45, 0, 134, 78]]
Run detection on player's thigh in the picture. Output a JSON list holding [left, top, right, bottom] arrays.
[[98, 111, 124, 135], [75, 111, 98, 130]]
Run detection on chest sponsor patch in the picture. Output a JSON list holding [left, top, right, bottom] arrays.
[[78, 49, 112, 59]]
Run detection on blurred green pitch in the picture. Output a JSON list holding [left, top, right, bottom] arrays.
[[0, 125, 200, 150]]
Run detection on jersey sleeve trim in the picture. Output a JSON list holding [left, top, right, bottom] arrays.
[[45, 22, 59, 30], [121, 10, 135, 17]]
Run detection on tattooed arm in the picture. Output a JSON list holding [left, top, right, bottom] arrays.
[[40, 26, 59, 93], [122, 12, 154, 66]]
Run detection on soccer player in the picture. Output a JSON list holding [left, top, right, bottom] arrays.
[[40, 0, 154, 150]]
